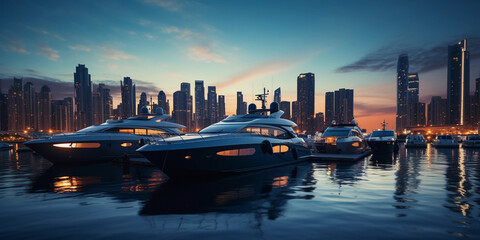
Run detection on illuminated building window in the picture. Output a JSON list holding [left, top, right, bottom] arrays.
[[121, 142, 133, 147], [53, 143, 101, 148], [272, 145, 289, 153], [217, 148, 256, 156]]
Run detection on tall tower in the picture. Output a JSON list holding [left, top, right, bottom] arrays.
[[274, 87, 281, 103], [137, 92, 149, 114], [407, 73, 419, 126], [447, 39, 470, 125], [173, 90, 187, 128], [218, 95, 225, 120], [207, 86, 217, 125], [24, 82, 36, 130], [325, 92, 335, 126], [181, 82, 192, 131], [236, 91, 245, 115], [74, 64, 93, 130], [194, 80, 205, 129], [396, 54, 409, 132], [7, 77, 25, 131], [157, 90, 169, 114], [297, 73, 315, 131], [38, 85, 51, 131], [121, 77, 136, 119], [334, 88, 354, 124]]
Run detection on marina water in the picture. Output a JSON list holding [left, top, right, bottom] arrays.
[[1, 144, 480, 239]]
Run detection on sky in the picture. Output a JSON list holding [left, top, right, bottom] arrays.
[[1, 0, 480, 132]]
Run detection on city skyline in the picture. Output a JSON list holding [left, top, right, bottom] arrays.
[[1, 0, 480, 131]]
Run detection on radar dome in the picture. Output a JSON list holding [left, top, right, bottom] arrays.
[[140, 106, 149, 115], [248, 103, 257, 114], [270, 102, 279, 113], [155, 107, 164, 115]]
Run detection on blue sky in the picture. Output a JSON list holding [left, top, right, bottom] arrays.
[[1, 0, 479, 131]]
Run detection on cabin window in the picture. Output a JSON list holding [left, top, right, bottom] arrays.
[[118, 129, 134, 134], [241, 127, 290, 139], [148, 129, 165, 135], [135, 129, 148, 135], [272, 145, 289, 153], [121, 142, 133, 147], [217, 148, 256, 156], [53, 143, 101, 148]]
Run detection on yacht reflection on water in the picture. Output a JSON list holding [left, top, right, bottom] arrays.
[[30, 163, 167, 201], [140, 162, 315, 216]]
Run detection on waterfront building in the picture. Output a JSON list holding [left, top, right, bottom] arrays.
[[24, 82, 36, 130], [92, 91, 103, 125], [0, 92, 7, 131], [181, 82, 192, 131], [236, 91, 246, 115], [218, 95, 225, 120], [396, 54, 409, 132], [97, 84, 112, 121], [173, 90, 188, 128], [38, 85, 51, 131], [7, 77, 25, 131], [157, 90, 169, 114], [194, 80, 206, 129], [51, 99, 72, 132], [334, 88, 354, 124], [325, 92, 334, 126], [64, 97, 74, 132], [297, 73, 315, 131], [137, 92, 149, 114], [473, 77, 480, 124], [427, 96, 447, 126], [447, 39, 470, 125], [407, 73, 419, 126], [74, 64, 93, 130], [207, 86, 217, 125], [280, 101, 290, 119], [274, 87, 281, 104], [291, 101, 299, 126], [315, 112, 325, 132], [121, 77, 136, 119]]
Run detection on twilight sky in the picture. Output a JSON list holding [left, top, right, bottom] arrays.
[[1, 0, 480, 131]]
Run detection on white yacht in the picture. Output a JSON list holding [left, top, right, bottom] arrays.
[[432, 135, 459, 148], [24, 108, 185, 164], [367, 121, 398, 153], [137, 92, 311, 178], [462, 135, 480, 148], [405, 134, 428, 148], [314, 120, 368, 154]]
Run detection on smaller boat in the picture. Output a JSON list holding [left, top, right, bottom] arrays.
[[462, 135, 480, 148], [0, 142, 13, 150], [367, 120, 398, 154], [314, 119, 368, 154], [405, 134, 427, 148], [432, 135, 459, 148]]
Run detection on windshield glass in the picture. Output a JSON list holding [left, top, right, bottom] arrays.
[[76, 125, 107, 133], [322, 129, 350, 137], [199, 124, 244, 133], [371, 130, 395, 137]]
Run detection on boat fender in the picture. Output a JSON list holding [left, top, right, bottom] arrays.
[[292, 146, 298, 160], [262, 140, 273, 154]]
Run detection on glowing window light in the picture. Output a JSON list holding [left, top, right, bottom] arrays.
[[53, 143, 101, 148], [217, 148, 256, 156], [352, 142, 360, 147], [121, 142, 133, 147], [272, 145, 289, 153]]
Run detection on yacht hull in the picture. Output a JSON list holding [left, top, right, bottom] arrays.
[[139, 143, 311, 178], [367, 140, 397, 154], [405, 143, 427, 148]]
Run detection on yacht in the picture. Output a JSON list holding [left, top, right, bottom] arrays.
[[0, 142, 13, 150], [405, 134, 428, 148], [314, 120, 368, 154], [137, 91, 311, 178], [367, 121, 398, 154], [432, 135, 459, 148], [462, 135, 480, 148], [24, 108, 185, 164]]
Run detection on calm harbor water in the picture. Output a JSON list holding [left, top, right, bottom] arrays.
[[1, 144, 480, 239]]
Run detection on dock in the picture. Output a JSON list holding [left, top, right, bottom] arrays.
[[303, 150, 372, 162]]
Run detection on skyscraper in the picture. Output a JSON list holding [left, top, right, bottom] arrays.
[[325, 92, 334, 126], [181, 82, 192, 131], [334, 88, 354, 124], [396, 54, 409, 132], [138, 92, 149, 114], [97, 84, 112, 121], [447, 39, 470, 125], [92, 91, 103, 125], [194, 80, 205, 129], [207, 86, 217, 125], [121, 77, 136, 119], [173, 90, 188, 128], [24, 82, 36, 130], [407, 73, 419, 126], [38, 85, 51, 131], [280, 101, 290, 119], [236, 91, 246, 115], [218, 95, 225, 120], [74, 64, 93, 130], [7, 77, 25, 131], [291, 101, 299, 125], [274, 87, 281, 103], [157, 90, 169, 114], [297, 73, 315, 131], [427, 96, 447, 126]]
